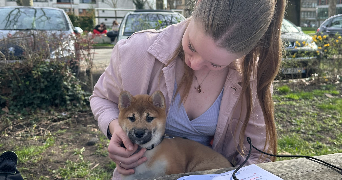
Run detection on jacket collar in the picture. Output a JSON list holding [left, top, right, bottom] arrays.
[[147, 18, 191, 65]]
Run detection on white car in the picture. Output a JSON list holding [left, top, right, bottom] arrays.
[[116, 10, 186, 43], [0, 6, 81, 61]]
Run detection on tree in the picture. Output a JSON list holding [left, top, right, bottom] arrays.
[[329, 0, 336, 18], [103, 0, 119, 20], [103, 0, 119, 8], [132, 0, 148, 9], [167, 0, 176, 9], [16, 0, 33, 6]]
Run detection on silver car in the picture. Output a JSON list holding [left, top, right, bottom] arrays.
[[116, 10, 186, 43], [281, 19, 318, 77], [0, 6, 79, 61]]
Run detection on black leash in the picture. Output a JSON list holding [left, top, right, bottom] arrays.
[[232, 137, 342, 180]]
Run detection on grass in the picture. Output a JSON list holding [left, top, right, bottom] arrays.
[[1, 82, 341, 179], [274, 83, 342, 161], [303, 30, 316, 35]]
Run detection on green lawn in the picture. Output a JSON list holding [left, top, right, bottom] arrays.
[[274, 83, 342, 161], [1, 81, 341, 179]]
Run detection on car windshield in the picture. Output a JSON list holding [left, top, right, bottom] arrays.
[[123, 13, 184, 36], [0, 7, 69, 31], [281, 19, 300, 33]]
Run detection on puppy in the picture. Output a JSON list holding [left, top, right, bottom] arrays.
[[118, 90, 232, 180]]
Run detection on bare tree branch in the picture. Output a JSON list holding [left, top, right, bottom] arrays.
[[103, 0, 119, 8]]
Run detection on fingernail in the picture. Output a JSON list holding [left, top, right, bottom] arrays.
[[128, 145, 133, 151]]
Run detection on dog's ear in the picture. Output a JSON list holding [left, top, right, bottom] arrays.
[[150, 91, 165, 108], [119, 91, 133, 109]]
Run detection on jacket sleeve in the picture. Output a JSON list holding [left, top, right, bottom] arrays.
[[89, 40, 125, 136]]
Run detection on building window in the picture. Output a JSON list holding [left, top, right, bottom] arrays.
[[6, 0, 16, 1], [81, 0, 96, 3], [62, 8, 71, 12], [302, 11, 316, 18], [33, 0, 48, 2], [302, 0, 317, 7], [317, 8, 328, 19], [57, 0, 71, 2], [318, 0, 328, 5]]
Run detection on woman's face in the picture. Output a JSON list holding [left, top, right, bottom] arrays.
[[181, 19, 242, 71]]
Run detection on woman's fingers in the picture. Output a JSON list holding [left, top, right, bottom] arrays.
[[114, 147, 147, 169], [117, 130, 134, 151], [117, 165, 135, 175]]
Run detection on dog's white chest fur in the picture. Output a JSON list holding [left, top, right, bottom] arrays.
[[122, 148, 167, 180]]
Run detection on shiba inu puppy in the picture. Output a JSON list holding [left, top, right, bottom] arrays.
[[118, 90, 232, 180]]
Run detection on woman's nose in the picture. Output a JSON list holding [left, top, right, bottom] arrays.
[[189, 56, 205, 70]]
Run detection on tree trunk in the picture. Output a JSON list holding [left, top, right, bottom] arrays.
[[329, 0, 336, 18], [167, 0, 175, 9], [19, 0, 33, 6]]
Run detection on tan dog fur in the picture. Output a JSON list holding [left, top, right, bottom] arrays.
[[118, 91, 232, 180]]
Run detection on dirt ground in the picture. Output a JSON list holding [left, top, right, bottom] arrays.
[[0, 109, 114, 179]]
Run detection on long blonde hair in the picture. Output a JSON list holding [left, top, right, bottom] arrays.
[[169, 0, 286, 161]]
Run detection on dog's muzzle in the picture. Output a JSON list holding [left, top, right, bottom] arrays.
[[128, 128, 152, 145]]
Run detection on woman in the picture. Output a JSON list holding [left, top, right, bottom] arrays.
[[90, 0, 286, 179], [107, 20, 120, 43], [93, 22, 107, 35]]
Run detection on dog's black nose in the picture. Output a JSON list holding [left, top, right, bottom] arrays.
[[134, 129, 145, 138]]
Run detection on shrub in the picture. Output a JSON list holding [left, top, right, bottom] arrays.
[[68, 10, 95, 32], [278, 85, 291, 94], [0, 31, 95, 113], [0, 61, 89, 112]]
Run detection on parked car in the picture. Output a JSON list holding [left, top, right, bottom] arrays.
[[74, 27, 84, 35], [281, 19, 318, 77], [317, 14, 342, 36], [0, 6, 81, 61], [116, 10, 186, 43]]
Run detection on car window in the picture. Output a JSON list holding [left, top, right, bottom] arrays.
[[281, 19, 300, 33], [330, 17, 342, 28], [123, 13, 184, 36], [0, 7, 69, 31]]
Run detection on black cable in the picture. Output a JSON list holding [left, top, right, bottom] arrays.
[[232, 137, 342, 180]]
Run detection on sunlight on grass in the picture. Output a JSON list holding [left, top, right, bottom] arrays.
[[284, 89, 339, 100], [277, 85, 291, 94], [277, 133, 342, 161], [318, 99, 342, 112], [53, 156, 113, 180], [15, 137, 55, 163]]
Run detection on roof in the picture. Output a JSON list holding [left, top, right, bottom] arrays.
[[0, 6, 63, 11]]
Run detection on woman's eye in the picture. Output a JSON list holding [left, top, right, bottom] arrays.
[[211, 63, 222, 68], [188, 42, 196, 52]]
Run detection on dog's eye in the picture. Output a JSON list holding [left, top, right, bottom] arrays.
[[146, 113, 154, 122], [128, 114, 135, 122]]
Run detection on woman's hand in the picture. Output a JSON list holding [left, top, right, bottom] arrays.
[[108, 120, 147, 175]]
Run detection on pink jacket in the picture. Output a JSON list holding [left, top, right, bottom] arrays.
[[90, 19, 270, 179]]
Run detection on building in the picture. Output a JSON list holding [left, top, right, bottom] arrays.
[[301, 0, 317, 27], [317, 0, 342, 26]]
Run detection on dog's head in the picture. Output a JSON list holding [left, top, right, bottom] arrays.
[[118, 90, 166, 149]]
